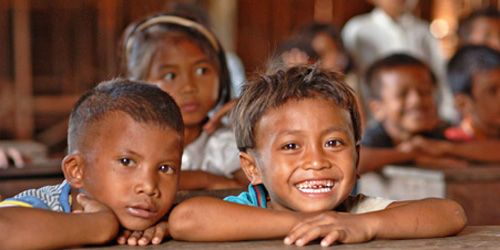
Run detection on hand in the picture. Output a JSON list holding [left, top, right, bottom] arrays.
[[72, 193, 112, 214], [203, 99, 237, 135], [284, 212, 375, 247], [409, 137, 451, 157], [0, 147, 25, 169], [117, 220, 169, 246]]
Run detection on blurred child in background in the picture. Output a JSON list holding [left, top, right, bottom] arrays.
[[120, 13, 247, 190]]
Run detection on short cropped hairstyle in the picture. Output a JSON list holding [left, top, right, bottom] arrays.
[[447, 45, 500, 95], [68, 79, 184, 153], [458, 7, 499, 42], [365, 53, 437, 99], [232, 65, 361, 152]]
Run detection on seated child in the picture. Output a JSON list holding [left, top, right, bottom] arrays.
[[120, 13, 246, 190], [0, 79, 184, 248], [359, 53, 464, 173], [410, 45, 500, 164], [167, 65, 467, 247], [458, 7, 499, 51]]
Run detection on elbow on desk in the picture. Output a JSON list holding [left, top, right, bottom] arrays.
[[169, 197, 209, 241], [449, 199, 468, 234]]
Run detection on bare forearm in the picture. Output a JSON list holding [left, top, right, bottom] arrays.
[[446, 141, 500, 163], [359, 148, 414, 174], [169, 197, 301, 241], [368, 199, 466, 239], [179, 171, 241, 190], [0, 207, 119, 249]]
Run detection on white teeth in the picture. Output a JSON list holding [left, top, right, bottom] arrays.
[[295, 180, 335, 193]]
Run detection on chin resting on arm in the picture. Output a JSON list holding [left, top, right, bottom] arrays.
[[169, 196, 303, 241], [0, 207, 119, 249]]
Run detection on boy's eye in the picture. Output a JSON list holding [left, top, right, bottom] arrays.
[[119, 158, 134, 167], [159, 165, 175, 174], [163, 72, 176, 81], [195, 67, 208, 76], [325, 139, 343, 148], [281, 143, 299, 150]]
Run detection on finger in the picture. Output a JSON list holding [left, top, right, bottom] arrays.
[[117, 230, 132, 245], [285, 219, 323, 245], [293, 226, 327, 247], [0, 149, 8, 169], [151, 222, 169, 245], [7, 148, 25, 168], [137, 227, 156, 246], [127, 231, 143, 246], [320, 230, 342, 247]]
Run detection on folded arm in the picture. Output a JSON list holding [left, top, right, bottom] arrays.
[[0, 207, 119, 249], [169, 196, 302, 241]]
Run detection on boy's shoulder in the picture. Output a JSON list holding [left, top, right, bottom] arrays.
[[0, 181, 71, 212]]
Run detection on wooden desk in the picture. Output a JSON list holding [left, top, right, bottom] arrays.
[[359, 165, 500, 225], [0, 160, 63, 198], [74, 226, 500, 249]]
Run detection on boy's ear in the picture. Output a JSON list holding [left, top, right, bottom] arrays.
[[369, 99, 385, 122], [61, 153, 85, 189], [239, 152, 263, 185]]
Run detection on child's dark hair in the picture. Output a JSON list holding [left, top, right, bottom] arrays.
[[68, 79, 184, 153], [296, 22, 353, 73], [365, 53, 437, 99], [458, 7, 499, 42], [447, 45, 500, 95], [119, 13, 231, 108], [232, 65, 361, 152]]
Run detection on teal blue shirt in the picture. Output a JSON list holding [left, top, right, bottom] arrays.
[[224, 184, 269, 208]]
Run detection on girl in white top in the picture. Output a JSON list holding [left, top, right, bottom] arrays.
[[120, 13, 247, 190]]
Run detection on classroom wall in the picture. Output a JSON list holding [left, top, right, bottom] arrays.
[[0, 0, 498, 156]]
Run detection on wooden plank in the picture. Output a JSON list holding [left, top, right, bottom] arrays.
[[73, 226, 500, 249], [13, 0, 33, 139], [33, 95, 80, 115]]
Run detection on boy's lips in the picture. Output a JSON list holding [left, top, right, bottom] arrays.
[[294, 179, 336, 194], [126, 203, 158, 219]]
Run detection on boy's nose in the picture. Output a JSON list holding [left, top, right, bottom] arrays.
[[134, 169, 160, 197], [406, 89, 423, 105], [302, 147, 331, 170]]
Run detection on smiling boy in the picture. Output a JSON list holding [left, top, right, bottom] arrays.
[[0, 80, 184, 249], [168, 66, 466, 247]]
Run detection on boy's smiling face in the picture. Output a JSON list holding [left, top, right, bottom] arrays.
[[65, 112, 182, 230], [468, 68, 500, 136], [242, 97, 358, 212], [371, 65, 439, 139]]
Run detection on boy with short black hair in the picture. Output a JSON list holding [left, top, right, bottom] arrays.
[[168, 65, 466, 247], [410, 45, 500, 163], [0, 79, 184, 249], [359, 53, 461, 173], [458, 8, 499, 51]]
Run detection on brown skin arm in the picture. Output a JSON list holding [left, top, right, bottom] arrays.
[[0, 207, 119, 249], [358, 147, 415, 174], [372, 198, 466, 239], [169, 196, 303, 241], [412, 137, 500, 163], [169, 196, 466, 244], [178, 170, 245, 190]]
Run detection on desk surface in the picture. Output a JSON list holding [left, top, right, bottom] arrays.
[[75, 226, 499, 250]]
